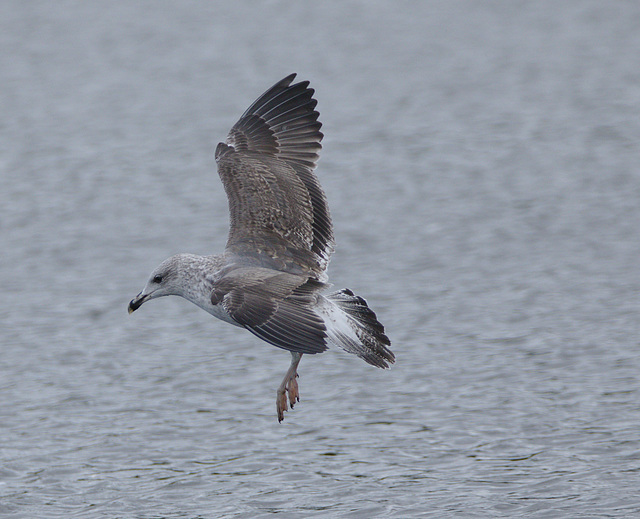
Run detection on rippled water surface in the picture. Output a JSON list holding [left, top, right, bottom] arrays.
[[2, 1, 640, 517]]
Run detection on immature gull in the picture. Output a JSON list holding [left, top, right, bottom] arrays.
[[129, 74, 394, 422]]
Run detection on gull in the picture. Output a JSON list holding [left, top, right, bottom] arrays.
[[128, 74, 394, 422]]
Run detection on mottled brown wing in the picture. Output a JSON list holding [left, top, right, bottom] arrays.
[[211, 268, 328, 354], [215, 74, 334, 278]]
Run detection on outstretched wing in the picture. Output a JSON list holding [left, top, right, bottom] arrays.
[[215, 74, 334, 280], [211, 268, 328, 355]]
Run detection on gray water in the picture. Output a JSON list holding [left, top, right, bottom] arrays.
[[2, 1, 639, 517]]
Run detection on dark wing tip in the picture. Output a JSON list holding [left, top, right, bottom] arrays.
[[283, 72, 297, 83], [220, 74, 324, 170]]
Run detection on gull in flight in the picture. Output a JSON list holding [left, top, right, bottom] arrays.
[[129, 74, 394, 421]]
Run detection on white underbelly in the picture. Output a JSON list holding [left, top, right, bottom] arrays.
[[198, 300, 243, 328]]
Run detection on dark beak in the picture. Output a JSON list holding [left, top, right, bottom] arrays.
[[128, 292, 148, 314]]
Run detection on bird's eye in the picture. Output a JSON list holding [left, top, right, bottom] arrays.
[[153, 275, 163, 284]]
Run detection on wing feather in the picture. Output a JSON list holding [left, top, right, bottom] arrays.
[[215, 74, 334, 278], [212, 268, 328, 355]]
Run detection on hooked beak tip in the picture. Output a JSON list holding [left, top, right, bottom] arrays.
[[128, 293, 146, 314]]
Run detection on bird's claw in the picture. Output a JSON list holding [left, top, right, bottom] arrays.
[[288, 376, 299, 408], [276, 389, 288, 423], [276, 373, 300, 422]]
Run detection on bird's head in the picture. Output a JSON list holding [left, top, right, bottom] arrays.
[[128, 256, 184, 314]]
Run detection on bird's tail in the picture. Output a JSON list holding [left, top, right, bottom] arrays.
[[321, 289, 394, 368]]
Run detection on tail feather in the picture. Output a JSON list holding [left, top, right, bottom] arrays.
[[322, 289, 394, 368]]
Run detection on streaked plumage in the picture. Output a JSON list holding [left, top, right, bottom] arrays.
[[129, 74, 394, 421]]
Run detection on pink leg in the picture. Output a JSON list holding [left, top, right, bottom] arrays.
[[276, 352, 302, 422]]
